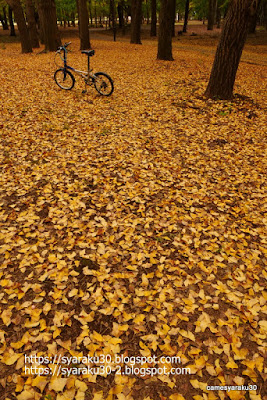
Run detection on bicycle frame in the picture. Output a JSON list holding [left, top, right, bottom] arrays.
[[60, 47, 93, 81]]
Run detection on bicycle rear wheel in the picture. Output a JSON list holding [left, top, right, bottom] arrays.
[[93, 72, 114, 96], [54, 68, 75, 90]]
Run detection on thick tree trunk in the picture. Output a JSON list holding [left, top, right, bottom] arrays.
[[78, 0, 91, 49], [207, 0, 217, 30], [130, 0, 142, 43], [182, 0, 189, 32], [205, 0, 258, 99], [110, 0, 117, 40], [157, 0, 174, 60], [6, 0, 32, 52], [26, 0, 39, 47], [37, 4, 45, 43], [38, 0, 61, 51], [150, 0, 157, 36], [8, 6, 16, 36]]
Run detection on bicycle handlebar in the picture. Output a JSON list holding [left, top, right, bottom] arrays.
[[57, 42, 71, 52]]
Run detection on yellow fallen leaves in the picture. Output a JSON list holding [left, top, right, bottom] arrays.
[[0, 33, 266, 400]]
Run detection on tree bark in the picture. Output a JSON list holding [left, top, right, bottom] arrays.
[[26, 0, 39, 47], [249, 0, 261, 31], [157, 0, 174, 60], [2, 6, 9, 29], [130, 0, 142, 43], [38, 0, 61, 51], [182, 0, 189, 32], [216, 5, 221, 28], [8, 6, 16, 36], [150, 0, 157, 36], [118, 1, 124, 28], [110, 0, 117, 41], [205, 0, 258, 99], [88, 0, 93, 25], [171, 0, 176, 36], [78, 0, 91, 49], [207, 0, 217, 30], [6, 0, 32, 52]]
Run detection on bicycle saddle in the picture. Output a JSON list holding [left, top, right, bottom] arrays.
[[81, 50, 95, 56]]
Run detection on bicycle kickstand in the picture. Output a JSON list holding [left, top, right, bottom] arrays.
[[82, 80, 87, 94]]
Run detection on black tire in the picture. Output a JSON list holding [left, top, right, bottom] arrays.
[[93, 72, 114, 96], [54, 68, 75, 90]]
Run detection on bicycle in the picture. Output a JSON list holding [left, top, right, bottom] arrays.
[[54, 42, 114, 96]]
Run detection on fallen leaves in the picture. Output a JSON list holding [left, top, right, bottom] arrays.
[[0, 32, 266, 400]]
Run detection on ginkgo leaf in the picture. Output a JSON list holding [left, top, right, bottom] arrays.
[[49, 378, 68, 392]]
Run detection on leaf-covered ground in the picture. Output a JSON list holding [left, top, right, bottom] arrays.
[[0, 31, 266, 400]]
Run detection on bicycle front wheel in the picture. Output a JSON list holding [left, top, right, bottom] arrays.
[[54, 68, 75, 90], [93, 72, 114, 96]]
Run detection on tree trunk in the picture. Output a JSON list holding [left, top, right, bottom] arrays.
[[172, 0, 176, 36], [249, 0, 261, 32], [207, 0, 217, 30], [2, 6, 9, 29], [130, 0, 142, 43], [88, 0, 93, 25], [146, 0, 149, 23], [205, 0, 258, 99], [118, 1, 124, 28], [38, 0, 61, 51], [150, 0, 157, 36], [8, 6, 16, 36], [157, 0, 174, 60], [216, 5, 221, 28], [78, 0, 91, 49], [110, 0, 117, 41], [6, 0, 32, 52], [71, 12, 75, 26], [26, 0, 39, 47], [37, 4, 45, 43], [182, 0, 189, 32]]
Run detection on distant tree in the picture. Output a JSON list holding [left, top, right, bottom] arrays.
[[78, 0, 91, 49], [6, 0, 32, 52], [131, 0, 142, 43], [207, 0, 217, 29], [192, 0, 208, 21], [172, 0, 176, 36], [205, 0, 259, 99], [118, 0, 124, 27], [182, 0, 189, 31], [110, 0, 117, 40], [150, 0, 157, 35], [0, 5, 9, 29], [249, 0, 261, 31], [157, 0, 174, 60], [8, 6, 15, 35]]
